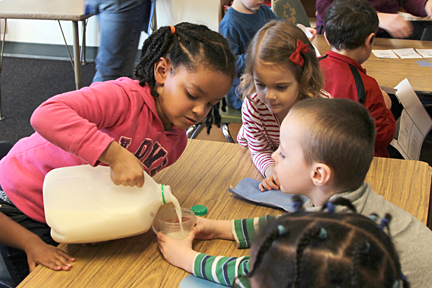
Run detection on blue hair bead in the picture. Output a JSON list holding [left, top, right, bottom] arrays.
[[392, 280, 399, 288], [319, 228, 327, 240], [379, 217, 390, 230], [368, 214, 378, 222], [292, 201, 302, 212], [327, 202, 335, 213], [277, 225, 287, 236]]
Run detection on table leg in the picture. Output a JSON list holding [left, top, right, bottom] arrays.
[[72, 21, 82, 90]]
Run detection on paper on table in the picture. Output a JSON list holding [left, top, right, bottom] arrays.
[[390, 79, 432, 160], [372, 50, 398, 58], [297, 24, 321, 57], [415, 49, 432, 58], [392, 48, 423, 59]]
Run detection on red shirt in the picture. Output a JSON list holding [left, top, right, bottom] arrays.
[[319, 51, 396, 157]]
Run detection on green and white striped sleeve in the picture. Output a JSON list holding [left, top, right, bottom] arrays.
[[232, 215, 278, 249], [193, 253, 251, 288]]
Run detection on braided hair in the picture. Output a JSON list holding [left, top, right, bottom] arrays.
[[246, 197, 409, 288], [134, 22, 236, 132]]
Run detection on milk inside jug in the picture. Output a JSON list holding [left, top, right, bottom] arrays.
[[43, 165, 174, 244]]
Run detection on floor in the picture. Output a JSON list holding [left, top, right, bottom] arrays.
[[194, 123, 242, 143]]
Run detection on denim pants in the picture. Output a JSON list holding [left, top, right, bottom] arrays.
[[86, 0, 154, 82]]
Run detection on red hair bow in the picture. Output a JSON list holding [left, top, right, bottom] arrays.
[[289, 39, 309, 68]]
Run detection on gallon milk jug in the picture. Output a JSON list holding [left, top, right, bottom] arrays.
[[43, 165, 173, 244]]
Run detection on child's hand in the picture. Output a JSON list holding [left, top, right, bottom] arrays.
[[260, 166, 280, 191], [306, 27, 317, 42], [109, 150, 145, 187], [194, 217, 234, 240], [157, 231, 198, 273], [25, 239, 75, 272], [381, 89, 392, 109], [99, 141, 145, 187]]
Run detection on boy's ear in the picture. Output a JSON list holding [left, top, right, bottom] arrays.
[[364, 33, 375, 49], [154, 57, 170, 85], [323, 32, 331, 46], [311, 163, 332, 186]]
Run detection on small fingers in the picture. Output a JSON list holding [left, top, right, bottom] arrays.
[[260, 180, 272, 191]]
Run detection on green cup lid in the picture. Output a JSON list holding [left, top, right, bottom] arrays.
[[191, 205, 207, 216]]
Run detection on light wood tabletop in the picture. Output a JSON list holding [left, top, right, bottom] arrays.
[[17, 139, 432, 288], [312, 35, 432, 93]]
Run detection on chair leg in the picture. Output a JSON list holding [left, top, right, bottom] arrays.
[[187, 123, 205, 139], [222, 123, 235, 143]]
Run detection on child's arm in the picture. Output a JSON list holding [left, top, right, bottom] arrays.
[[30, 82, 146, 187], [98, 141, 145, 187], [157, 217, 232, 272], [366, 83, 396, 151], [219, 25, 246, 74], [240, 97, 280, 188], [0, 212, 75, 272], [381, 89, 392, 109], [157, 231, 251, 287]]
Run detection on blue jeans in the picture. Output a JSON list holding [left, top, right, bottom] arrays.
[[86, 0, 154, 82]]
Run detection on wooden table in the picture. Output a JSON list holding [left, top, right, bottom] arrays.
[[312, 35, 432, 94], [0, 0, 92, 119], [17, 140, 432, 287]]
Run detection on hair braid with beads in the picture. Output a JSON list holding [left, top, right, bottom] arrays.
[[134, 22, 236, 131], [244, 197, 410, 288]]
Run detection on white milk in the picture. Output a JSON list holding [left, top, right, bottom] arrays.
[[170, 194, 185, 236], [43, 165, 177, 243]]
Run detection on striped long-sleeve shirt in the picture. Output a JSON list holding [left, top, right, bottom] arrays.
[[237, 93, 280, 177], [237, 92, 330, 176], [192, 216, 277, 288]]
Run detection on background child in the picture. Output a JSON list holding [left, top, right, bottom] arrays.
[[236, 20, 329, 192], [319, 0, 396, 158], [316, 0, 432, 39], [158, 98, 432, 287], [219, 0, 317, 110], [0, 22, 236, 286]]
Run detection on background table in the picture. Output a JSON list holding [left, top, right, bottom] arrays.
[[18, 140, 432, 287], [0, 0, 91, 119], [312, 35, 432, 93]]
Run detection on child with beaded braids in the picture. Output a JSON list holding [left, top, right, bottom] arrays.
[[0, 22, 235, 286], [158, 98, 432, 288], [235, 20, 331, 192], [248, 197, 409, 288]]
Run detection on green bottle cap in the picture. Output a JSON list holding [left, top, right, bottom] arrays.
[[191, 205, 208, 216]]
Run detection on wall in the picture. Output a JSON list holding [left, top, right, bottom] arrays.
[[1, 0, 221, 55]]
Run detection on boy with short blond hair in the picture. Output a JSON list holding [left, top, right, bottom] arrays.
[[157, 98, 432, 288], [319, 0, 396, 158]]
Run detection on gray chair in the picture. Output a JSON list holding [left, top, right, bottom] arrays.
[[273, 0, 311, 27]]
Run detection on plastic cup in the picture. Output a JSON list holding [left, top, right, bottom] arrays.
[[152, 208, 196, 239]]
